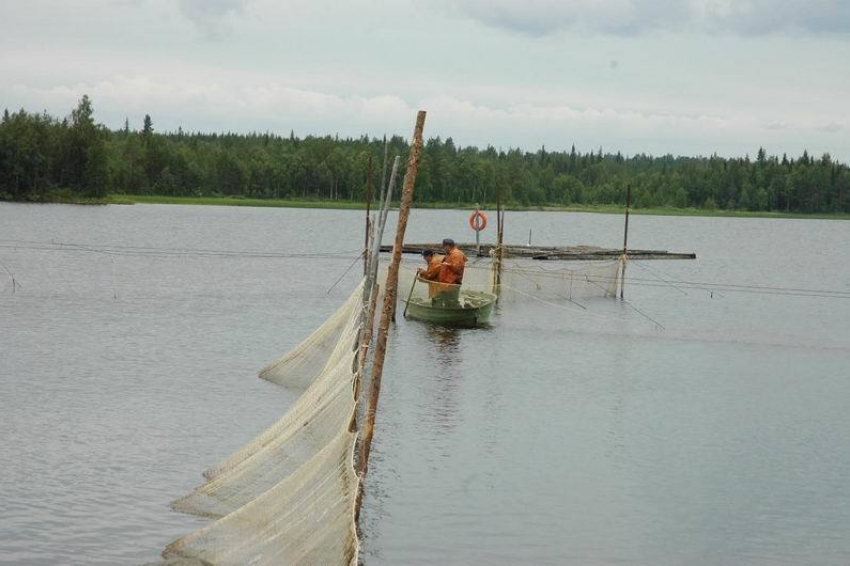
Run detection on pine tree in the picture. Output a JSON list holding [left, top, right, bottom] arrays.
[[142, 114, 153, 144]]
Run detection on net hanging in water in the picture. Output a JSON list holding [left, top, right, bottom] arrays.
[[164, 428, 359, 566], [257, 279, 365, 389], [391, 257, 623, 305], [162, 279, 367, 565]]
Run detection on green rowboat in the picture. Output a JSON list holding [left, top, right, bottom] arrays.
[[403, 289, 496, 328]]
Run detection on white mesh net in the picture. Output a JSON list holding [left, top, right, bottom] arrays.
[[164, 428, 359, 566], [258, 279, 365, 389], [202, 296, 362, 482], [391, 257, 622, 305], [163, 279, 367, 565], [172, 348, 359, 518], [479, 259, 621, 301]]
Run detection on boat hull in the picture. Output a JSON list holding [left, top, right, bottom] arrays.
[[404, 290, 496, 328]]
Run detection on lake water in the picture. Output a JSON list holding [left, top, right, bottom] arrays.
[[1, 203, 848, 565]]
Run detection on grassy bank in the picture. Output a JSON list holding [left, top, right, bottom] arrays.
[[106, 194, 365, 209], [101, 194, 850, 220], [533, 203, 850, 220], [4, 193, 847, 220]]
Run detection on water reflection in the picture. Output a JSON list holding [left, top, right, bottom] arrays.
[[424, 325, 462, 365], [417, 325, 465, 435]]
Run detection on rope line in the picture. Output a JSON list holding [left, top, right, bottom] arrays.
[[0, 239, 362, 260], [3, 239, 849, 300]]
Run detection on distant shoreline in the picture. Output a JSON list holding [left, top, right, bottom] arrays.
[[3, 194, 849, 220]]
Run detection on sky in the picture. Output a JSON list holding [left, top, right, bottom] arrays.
[[1, 0, 849, 159]]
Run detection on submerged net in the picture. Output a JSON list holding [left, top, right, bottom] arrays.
[[202, 303, 361, 482], [163, 278, 367, 565], [392, 257, 622, 305], [204, 298, 362, 480], [172, 348, 359, 518], [164, 428, 359, 566], [475, 259, 621, 301], [258, 279, 364, 389]]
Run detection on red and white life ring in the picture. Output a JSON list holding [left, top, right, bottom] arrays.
[[469, 211, 488, 231]]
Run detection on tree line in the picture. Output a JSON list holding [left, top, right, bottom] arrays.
[[1, 96, 848, 213]]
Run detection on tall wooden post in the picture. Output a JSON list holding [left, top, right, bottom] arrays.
[[368, 157, 400, 290], [350, 284, 379, 433], [494, 188, 504, 292], [620, 184, 631, 299], [356, 110, 426, 520], [364, 156, 373, 276], [380, 135, 389, 197], [474, 203, 481, 256], [498, 204, 505, 276]]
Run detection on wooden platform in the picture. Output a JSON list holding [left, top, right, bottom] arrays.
[[380, 243, 696, 261]]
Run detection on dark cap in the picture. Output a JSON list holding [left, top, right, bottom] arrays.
[[442, 238, 455, 247], [422, 249, 434, 257]]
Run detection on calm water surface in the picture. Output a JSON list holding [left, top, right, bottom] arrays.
[[0, 203, 848, 565]]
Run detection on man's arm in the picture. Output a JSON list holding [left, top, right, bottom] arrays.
[[422, 262, 442, 280], [443, 252, 464, 274]]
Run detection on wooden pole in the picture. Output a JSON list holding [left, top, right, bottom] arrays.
[[356, 110, 426, 521], [500, 202, 505, 239], [380, 135, 389, 196], [474, 203, 481, 256], [402, 275, 418, 318], [494, 188, 504, 292], [368, 156, 400, 290], [620, 183, 631, 299], [498, 199, 504, 281], [495, 188, 502, 242], [364, 156, 373, 276], [350, 284, 379, 433]]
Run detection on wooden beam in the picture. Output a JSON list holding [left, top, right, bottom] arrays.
[[379, 243, 696, 261], [621, 184, 631, 299], [356, 110, 426, 521], [350, 284, 379, 433], [364, 155, 372, 276]]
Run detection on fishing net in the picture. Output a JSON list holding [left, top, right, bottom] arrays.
[[203, 304, 361, 482], [162, 279, 367, 565], [172, 347, 359, 518], [258, 279, 365, 389], [473, 259, 622, 302], [164, 428, 359, 566], [391, 257, 622, 305]]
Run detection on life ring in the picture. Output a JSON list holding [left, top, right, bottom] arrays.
[[469, 211, 488, 231]]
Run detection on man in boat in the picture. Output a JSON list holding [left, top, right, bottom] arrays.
[[434, 238, 466, 306], [440, 239, 466, 284], [417, 249, 444, 299], [417, 249, 443, 280]]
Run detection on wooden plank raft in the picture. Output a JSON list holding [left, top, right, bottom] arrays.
[[379, 243, 696, 260]]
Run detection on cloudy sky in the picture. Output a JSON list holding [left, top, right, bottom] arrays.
[[2, 0, 849, 159]]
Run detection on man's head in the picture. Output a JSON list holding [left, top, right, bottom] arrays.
[[422, 249, 434, 263], [442, 238, 455, 253]]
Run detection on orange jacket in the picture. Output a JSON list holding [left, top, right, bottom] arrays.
[[419, 254, 444, 281], [439, 248, 466, 285]]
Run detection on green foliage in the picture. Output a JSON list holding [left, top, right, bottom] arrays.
[[2, 98, 849, 214]]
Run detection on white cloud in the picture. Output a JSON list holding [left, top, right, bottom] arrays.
[[1, 76, 415, 135], [177, 0, 249, 38], [819, 121, 843, 133], [450, 0, 850, 36], [0, 0, 847, 159], [6, 73, 844, 159]]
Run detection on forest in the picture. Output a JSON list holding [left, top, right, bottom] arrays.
[[1, 96, 848, 213]]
